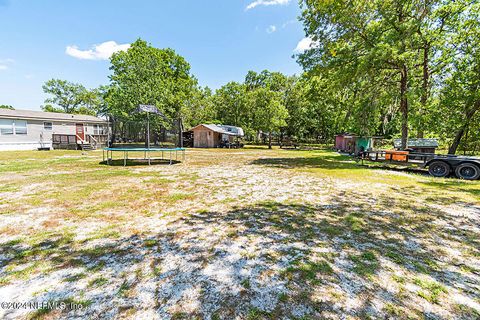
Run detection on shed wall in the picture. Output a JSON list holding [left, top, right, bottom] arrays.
[[335, 136, 345, 150], [193, 127, 221, 148]]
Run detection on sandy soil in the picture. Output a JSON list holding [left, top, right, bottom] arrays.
[[0, 148, 479, 319]]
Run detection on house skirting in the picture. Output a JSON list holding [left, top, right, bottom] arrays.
[[0, 141, 53, 151]]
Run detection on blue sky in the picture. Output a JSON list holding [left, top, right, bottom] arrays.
[[0, 0, 308, 110]]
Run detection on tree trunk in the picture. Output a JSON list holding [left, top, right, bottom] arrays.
[[400, 65, 409, 150], [120, 123, 125, 141], [109, 116, 115, 147], [268, 132, 272, 149], [463, 127, 469, 156], [449, 127, 465, 155], [342, 88, 357, 129], [162, 127, 166, 143], [448, 101, 480, 154], [178, 117, 184, 148], [144, 129, 149, 148], [418, 43, 430, 138]]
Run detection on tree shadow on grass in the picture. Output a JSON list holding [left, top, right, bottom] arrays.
[[250, 155, 444, 180], [251, 150, 465, 180], [420, 180, 480, 199], [360, 163, 432, 176], [250, 155, 361, 170], [0, 195, 478, 319]]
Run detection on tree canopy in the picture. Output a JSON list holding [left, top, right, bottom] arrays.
[[42, 79, 104, 116], [36, 7, 480, 154], [105, 39, 197, 144], [297, 0, 480, 153]]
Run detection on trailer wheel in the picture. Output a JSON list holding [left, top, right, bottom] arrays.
[[428, 161, 450, 178], [455, 163, 480, 180]]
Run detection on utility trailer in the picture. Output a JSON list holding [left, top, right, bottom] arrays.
[[360, 150, 480, 180]]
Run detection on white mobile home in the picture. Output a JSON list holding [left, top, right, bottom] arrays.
[[0, 109, 110, 151]]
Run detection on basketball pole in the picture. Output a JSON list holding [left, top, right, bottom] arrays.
[[147, 111, 150, 149]]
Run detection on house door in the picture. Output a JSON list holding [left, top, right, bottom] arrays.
[[199, 132, 208, 147], [76, 123, 85, 142]]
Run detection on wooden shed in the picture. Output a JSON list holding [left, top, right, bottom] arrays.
[[191, 124, 244, 148], [335, 133, 356, 152], [335, 133, 376, 154]]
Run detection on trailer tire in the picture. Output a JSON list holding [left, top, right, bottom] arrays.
[[428, 161, 450, 178], [455, 163, 480, 180]]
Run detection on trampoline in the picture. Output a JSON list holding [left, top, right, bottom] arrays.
[[103, 147, 186, 166]]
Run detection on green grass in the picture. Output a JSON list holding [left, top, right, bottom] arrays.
[[278, 292, 289, 303], [281, 259, 334, 284], [414, 277, 447, 304], [452, 303, 480, 318], [144, 239, 158, 247], [117, 280, 131, 297], [391, 274, 406, 284], [88, 276, 108, 288], [241, 279, 251, 289], [64, 273, 87, 282], [344, 212, 366, 232], [350, 251, 379, 277], [246, 307, 271, 320], [383, 303, 402, 317], [165, 192, 194, 202], [385, 250, 407, 265], [87, 261, 106, 272], [87, 225, 121, 240], [3, 259, 53, 283], [0, 184, 20, 193]]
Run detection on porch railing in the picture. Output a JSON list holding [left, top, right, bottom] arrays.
[[52, 134, 76, 145]]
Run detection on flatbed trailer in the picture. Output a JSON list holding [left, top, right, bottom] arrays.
[[360, 150, 480, 180]]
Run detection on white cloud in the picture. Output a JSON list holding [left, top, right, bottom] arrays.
[[66, 41, 130, 60], [282, 19, 297, 28], [0, 58, 14, 71], [294, 37, 318, 53], [266, 25, 277, 34], [246, 0, 290, 10]]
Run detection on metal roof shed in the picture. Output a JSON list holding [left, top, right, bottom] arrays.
[[393, 138, 439, 153], [190, 124, 244, 148]]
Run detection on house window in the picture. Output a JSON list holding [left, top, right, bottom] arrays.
[[93, 124, 105, 135], [14, 120, 27, 135], [0, 120, 27, 135], [0, 119, 13, 135], [44, 122, 53, 130]]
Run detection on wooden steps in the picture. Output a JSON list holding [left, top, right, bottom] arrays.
[[80, 143, 95, 151]]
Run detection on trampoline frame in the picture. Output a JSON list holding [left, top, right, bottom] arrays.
[[103, 147, 186, 166]]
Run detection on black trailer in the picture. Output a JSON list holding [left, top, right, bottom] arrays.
[[360, 151, 480, 180]]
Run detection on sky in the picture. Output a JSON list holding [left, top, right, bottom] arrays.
[[0, 0, 310, 110]]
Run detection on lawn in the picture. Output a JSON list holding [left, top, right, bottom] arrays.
[[0, 147, 479, 320]]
